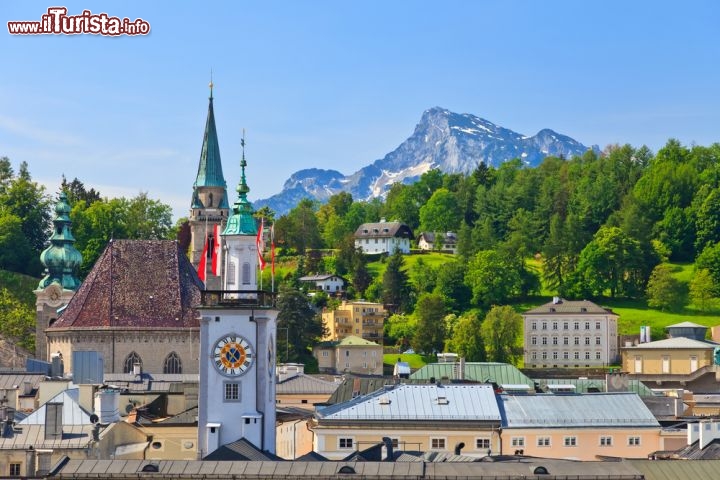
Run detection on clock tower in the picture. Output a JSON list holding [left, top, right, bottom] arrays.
[[197, 142, 278, 458]]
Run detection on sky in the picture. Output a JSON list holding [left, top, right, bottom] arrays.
[[1, 1, 719, 221]]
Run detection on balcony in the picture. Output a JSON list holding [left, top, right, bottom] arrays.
[[200, 290, 276, 308]]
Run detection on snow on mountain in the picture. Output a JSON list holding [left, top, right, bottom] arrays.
[[253, 107, 598, 215]]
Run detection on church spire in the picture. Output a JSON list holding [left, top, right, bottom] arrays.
[[192, 80, 228, 200], [223, 131, 257, 236], [38, 192, 83, 290]]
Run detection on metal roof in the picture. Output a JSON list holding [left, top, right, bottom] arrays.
[[51, 458, 648, 478], [623, 337, 716, 350], [20, 389, 92, 425], [411, 362, 534, 386], [537, 378, 657, 396], [629, 459, 720, 479], [499, 392, 660, 428], [316, 384, 501, 422], [276, 374, 339, 395], [666, 321, 707, 329], [0, 423, 97, 450], [0, 373, 44, 391]]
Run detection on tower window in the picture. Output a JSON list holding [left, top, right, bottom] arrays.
[[163, 352, 182, 374], [242, 262, 251, 285], [123, 352, 142, 374], [224, 382, 241, 401]]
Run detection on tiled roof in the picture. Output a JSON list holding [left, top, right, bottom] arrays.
[[50, 240, 203, 330], [316, 383, 501, 422], [523, 299, 616, 315], [623, 337, 716, 350], [202, 437, 282, 461], [327, 375, 393, 404], [0, 373, 45, 390], [410, 362, 534, 386], [276, 374, 339, 395], [499, 392, 659, 428], [299, 274, 346, 282]]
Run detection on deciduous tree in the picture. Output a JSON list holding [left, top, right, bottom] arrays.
[[480, 305, 522, 364]]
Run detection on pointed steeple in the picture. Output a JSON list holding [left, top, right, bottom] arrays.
[[224, 132, 258, 235], [38, 192, 83, 290], [192, 81, 229, 209]]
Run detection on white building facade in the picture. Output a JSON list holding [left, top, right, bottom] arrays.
[[523, 298, 619, 368]]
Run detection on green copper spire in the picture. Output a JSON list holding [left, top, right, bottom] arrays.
[[192, 82, 229, 209], [38, 192, 83, 290], [224, 132, 258, 235]]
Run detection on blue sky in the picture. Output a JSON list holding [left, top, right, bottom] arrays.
[[2, 1, 719, 221]]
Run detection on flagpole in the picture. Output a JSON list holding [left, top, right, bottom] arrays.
[[259, 217, 264, 292], [271, 223, 275, 294]]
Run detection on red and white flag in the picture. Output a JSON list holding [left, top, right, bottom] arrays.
[[256, 218, 266, 270], [198, 235, 208, 284], [211, 224, 221, 276]]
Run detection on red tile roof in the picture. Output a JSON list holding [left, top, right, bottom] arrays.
[[49, 240, 203, 330]]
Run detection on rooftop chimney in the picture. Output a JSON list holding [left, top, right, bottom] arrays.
[[382, 437, 394, 461], [454, 442, 465, 455]]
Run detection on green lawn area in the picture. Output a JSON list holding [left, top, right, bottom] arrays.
[[383, 353, 432, 369], [367, 252, 457, 281]]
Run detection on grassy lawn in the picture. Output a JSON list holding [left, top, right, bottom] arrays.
[[383, 353, 433, 369], [368, 252, 457, 281]]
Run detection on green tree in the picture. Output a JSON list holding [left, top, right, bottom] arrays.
[[645, 264, 686, 312], [382, 251, 411, 313], [480, 305, 522, 364], [418, 188, 462, 233], [411, 293, 446, 354], [0, 161, 51, 253], [0, 287, 35, 351], [276, 286, 326, 363], [697, 243, 720, 293], [695, 187, 720, 252], [465, 250, 521, 307], [0, 211, 38, 274], [60, 175, 101, 207], [574, 226, 645, 297], [690, 268, 717, 312], [351, 254, 372, 297], [446, 311, 485, 361], [433, 261, 471, 313], [542, 213, 570, 291], [384, 313, 416, 350], [410, 258, 437, 295]]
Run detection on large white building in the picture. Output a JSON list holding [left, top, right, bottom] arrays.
[[354, 219, 414, 254], [523, 298, 619, 368]]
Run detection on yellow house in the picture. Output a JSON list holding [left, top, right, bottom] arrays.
[[498, 393, 662, 460], [321, 301, 386, 345], [622, 337, 716, 374], [310, 384, 502, 460], [313, 336, 383, 375]]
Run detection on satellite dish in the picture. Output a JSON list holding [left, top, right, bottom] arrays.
[[89, 414, 99, 424]]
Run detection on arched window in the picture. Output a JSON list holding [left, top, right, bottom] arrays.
[[163, 352, 182, 374], [242, 262, 251, 285], [124, 352, 143, 374]]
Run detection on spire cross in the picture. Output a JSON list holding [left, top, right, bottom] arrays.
[[209, 69, 214, 99]]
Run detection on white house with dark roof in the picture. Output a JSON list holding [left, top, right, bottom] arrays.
[[298, 274, 347, 294], [417, 232, 458, 254], [522, 297, 619, 368], [354, 219, 414, 254]]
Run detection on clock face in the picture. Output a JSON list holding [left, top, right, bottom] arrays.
[[212, 335, 254, 376]]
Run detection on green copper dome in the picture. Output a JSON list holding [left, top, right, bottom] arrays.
[[38, 192, 83, 290], [223, 143, 257, 236]]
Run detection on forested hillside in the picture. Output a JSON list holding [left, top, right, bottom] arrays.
[[2, 139, 720, 362]]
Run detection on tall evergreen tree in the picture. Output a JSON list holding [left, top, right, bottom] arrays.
[[382, 250, 411, 313]]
